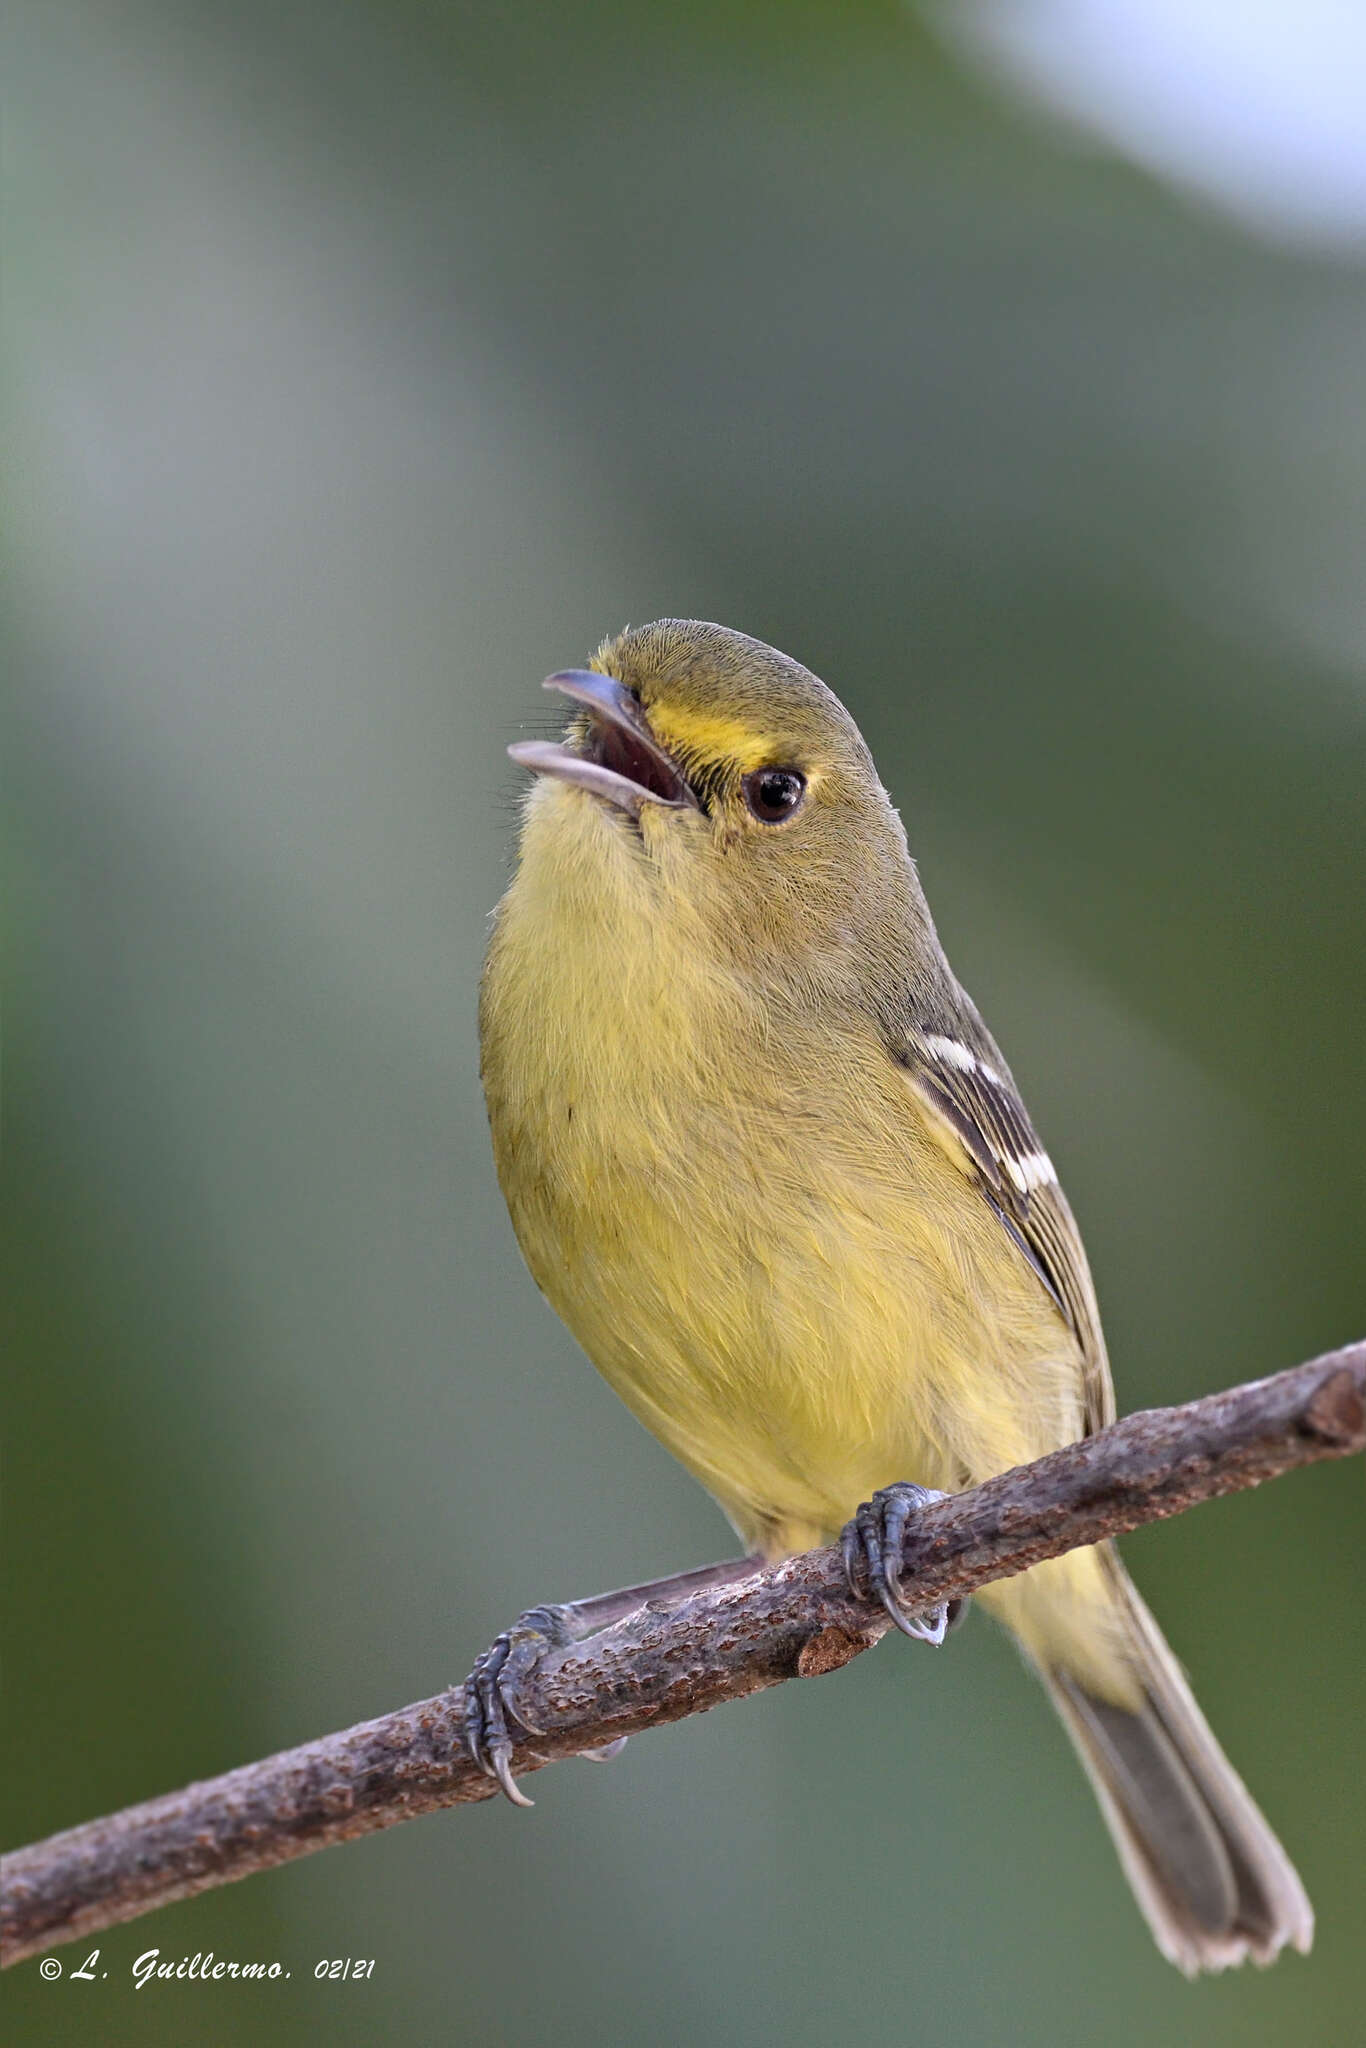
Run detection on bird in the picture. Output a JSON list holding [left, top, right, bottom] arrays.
[[468, 617, 1313, 1974]]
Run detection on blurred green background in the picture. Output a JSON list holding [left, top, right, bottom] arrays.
[[5, 2, 1364, 2042]]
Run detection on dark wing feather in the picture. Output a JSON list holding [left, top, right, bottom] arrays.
[[898, 1023, 1115, 1435]]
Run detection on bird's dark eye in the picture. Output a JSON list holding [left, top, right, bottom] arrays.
[[742, 768, 806, 823]]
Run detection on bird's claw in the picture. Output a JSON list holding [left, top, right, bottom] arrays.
[[463, 1621, 546, 1806], [578, 1737, 630, 1763], [840, 1483, 963, 1646], [461, 1604, 629, 1805]]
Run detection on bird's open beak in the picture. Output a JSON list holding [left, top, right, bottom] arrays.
[[508, 671, 699, 815]]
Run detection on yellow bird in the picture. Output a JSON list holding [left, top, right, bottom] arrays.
[[469, 618, 1312, 1974]]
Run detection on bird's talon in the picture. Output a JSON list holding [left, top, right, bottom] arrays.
[[492, 1747, 534, 1807], [840, 1482, 959, 1646], [461, 1613, 558, 1804]]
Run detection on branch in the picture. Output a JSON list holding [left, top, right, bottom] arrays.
[[4, 1342, 1362, 1966]]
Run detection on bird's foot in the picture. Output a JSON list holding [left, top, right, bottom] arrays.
[[462, 1604, 626, 1808], [462, 1555, 762, 1805], [840, 1483, 965, 1646]]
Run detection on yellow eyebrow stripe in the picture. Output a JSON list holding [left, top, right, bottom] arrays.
[[648, 706, 778, 772]]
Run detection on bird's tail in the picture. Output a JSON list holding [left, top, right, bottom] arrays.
[[1041, 1564, 1313, 1974]]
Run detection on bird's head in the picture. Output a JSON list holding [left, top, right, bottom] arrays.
[[507, 620, 927, 999]]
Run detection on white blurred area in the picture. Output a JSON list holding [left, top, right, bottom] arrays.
[[941, 0, 1366, 254], [931, 0, 1366, 687]]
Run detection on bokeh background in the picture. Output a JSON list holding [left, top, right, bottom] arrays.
[[6, 3, 1364, 2043]]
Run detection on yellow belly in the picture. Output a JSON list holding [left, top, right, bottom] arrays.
[[481, 784, 1137, 1701]]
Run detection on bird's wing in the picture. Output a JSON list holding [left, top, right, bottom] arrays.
[[898, 1022, 1115, 1434]]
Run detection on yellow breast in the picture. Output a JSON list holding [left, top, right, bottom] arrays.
[[480, 782, 1080, 1560]]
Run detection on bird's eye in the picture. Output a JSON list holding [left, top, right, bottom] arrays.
[[742, 768, 807, 823]]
